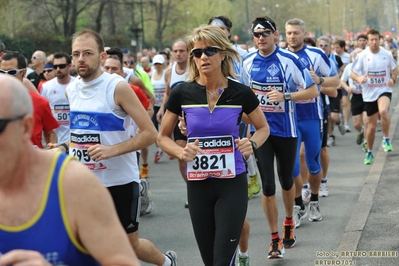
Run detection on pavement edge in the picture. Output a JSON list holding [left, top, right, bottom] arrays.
[[336, 96, 399, 252]]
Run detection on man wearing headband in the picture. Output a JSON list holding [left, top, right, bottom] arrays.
[[242, 16, 318, 259]]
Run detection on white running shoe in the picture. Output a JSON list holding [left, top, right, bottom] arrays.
[[319, 182, 329, 197], [309, 201, 323, 221], [140, 179, 154, 216], [302, 187, 311, 204], [293, 205, 301, 228]]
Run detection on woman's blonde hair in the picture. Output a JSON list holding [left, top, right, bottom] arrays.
[[185, 25, 239, 82]]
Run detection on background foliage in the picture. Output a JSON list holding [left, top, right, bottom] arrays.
[[0, 0, 397, 57]]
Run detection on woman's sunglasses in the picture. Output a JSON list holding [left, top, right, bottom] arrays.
[[191, 46, 221, 58]]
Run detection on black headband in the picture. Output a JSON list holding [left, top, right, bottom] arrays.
[[251, 18, 276, 32]]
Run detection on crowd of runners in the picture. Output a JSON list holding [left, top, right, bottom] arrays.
[[0, 11, 397, 266]]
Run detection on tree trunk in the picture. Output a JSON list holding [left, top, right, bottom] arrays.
[[95, 1, 107, 33]]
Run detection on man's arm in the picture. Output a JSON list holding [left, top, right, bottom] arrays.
[[111, 81, 157, 155], [44, 130, 57, 145], [322, 85, 338, 97], [350, 71, 367, 84], [390, 67, 398, 84], [313, 74, 340, 88], [23, 78, 39, 94], [129, 75, 155, 106], [64, 160, 140, 265]]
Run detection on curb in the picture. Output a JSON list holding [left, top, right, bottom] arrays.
[[336, 94, 399, 252]]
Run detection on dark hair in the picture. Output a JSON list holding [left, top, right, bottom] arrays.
[[2, 51, 27, 68], [208, 15, 233, 30], [304, 37, 316, 47], [367, 29, 380, 39], [357, 34, 367, 40], [334, 39, 346, 49], [72, 29, 105, 53], [106, 54, 123, 68], [251, 16, 277, 32], [124, 52, 136, 61], [106, 47, 124, 61], [159, 51, 170, 60], [53, 52, 72, 64]]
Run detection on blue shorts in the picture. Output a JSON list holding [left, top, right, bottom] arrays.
[[293, 119, 322, 177]]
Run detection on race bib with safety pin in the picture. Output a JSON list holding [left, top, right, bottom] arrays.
[[54, 104, 70, 125], [252, 81, 285, 112], [186, 135, 236, 181], [69, 132, 107, 170]]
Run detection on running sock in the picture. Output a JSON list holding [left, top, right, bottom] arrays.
[[310, 193, 319, 202], [383, 136, 389, 141], [246, 155, 257, 176], [239, 250, 249, 257], [367, 150, 372, 153], [285, 216, 294, 225], [157, 147, 163, 152], [303, 182, 310, 189], [162, 255, 172, 266], [321, 176, 327, 183], [295, 196, 303, 207], [271, 232, 280, 241], [142, 163, 148, 167]]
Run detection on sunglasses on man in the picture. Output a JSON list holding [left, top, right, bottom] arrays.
[[124, 60, 135, 65], [53, 64, 68, 69], [43, 69, 53, 73], [191, 46, 221, 58], [253, 31, 273, 38], [0, 114, 26, 134], [0, 69, 24, 75]]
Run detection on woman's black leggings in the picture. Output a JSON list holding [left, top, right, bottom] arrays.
[[187, 172, 248, 266]]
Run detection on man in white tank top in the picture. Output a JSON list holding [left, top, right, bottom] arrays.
[[56, 29, 177, 266], [156, 40, 190, 208]]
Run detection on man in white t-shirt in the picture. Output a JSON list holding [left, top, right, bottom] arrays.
[[41, 52, 75, 144], [351, 29, 398, 165]]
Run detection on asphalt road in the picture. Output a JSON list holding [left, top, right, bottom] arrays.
[[139, 88, 399, 266]]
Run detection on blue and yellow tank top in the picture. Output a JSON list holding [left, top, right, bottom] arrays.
[[0, 152, 100, 265]]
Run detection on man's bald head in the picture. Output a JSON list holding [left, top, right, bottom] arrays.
[[31, 50, 46, 68], [0, 74, 33, 117]]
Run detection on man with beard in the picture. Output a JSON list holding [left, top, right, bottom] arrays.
[[57, 29, 177, 265], [42, 52, 75, 145]]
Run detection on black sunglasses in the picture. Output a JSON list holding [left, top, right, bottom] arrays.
[[0, 114, 26, 134], [0, 69, 24, 75], [191, 46, 221, 58], [124, 60, 135, 65], [319, 44, 329, 48], [43, 69, 53, 73], [253, 31, 273, 38], [53, 64, 68, 69]]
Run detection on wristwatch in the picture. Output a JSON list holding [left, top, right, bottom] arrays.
[[284, 92, 291, 101], [318, 77, 325, 85], [59, 143, 69, 154], [250, 140, 257, 152]]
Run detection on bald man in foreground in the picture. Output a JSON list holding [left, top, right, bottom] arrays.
[[0, 75, 139, 265]]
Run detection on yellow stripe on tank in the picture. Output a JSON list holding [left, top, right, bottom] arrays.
[[0, 152, 61, 231], [58, 156, 90, 254]]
